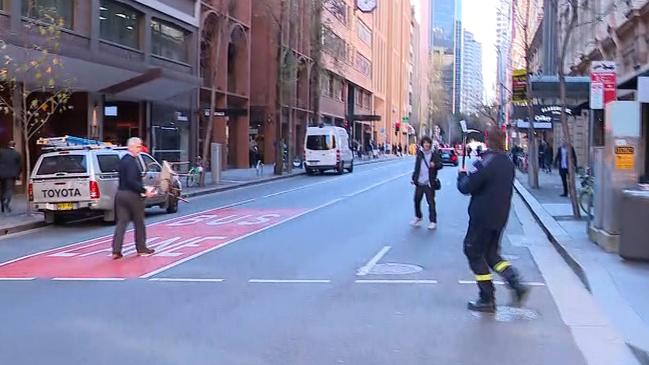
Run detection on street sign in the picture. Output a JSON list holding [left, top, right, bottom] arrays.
[[512, 69, 528, 103], [615, 146, 635, 170], [590, 61, 616, 109], [402, 116, 409, 124]]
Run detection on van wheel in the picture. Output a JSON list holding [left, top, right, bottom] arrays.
[[166, 194, 179, 214], [306, 168, 315, 176], [336, 162, 344, 175], [346, 160, 354, 173]]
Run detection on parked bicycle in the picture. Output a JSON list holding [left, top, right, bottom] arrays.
[[578, 167, 594, 218], [185, 156, 204, 188]]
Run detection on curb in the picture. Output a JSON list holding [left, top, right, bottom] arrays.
[[182, 157, 402, 199], [0, 219, 46, 237], [513, 179, 592, 292], [513, 179, 649, 365]]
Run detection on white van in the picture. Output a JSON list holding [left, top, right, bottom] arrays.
[[304, 126, 354, 175]]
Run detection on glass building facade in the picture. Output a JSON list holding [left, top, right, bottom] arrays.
[[430, 0, 462, 115]]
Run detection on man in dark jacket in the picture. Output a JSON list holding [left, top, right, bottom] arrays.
[[457, 127, 529, 312], [555, 140, 577, 197], [411, 136, 443, 230], [0, 141, 22, 213], [111, 137, 156, 259]]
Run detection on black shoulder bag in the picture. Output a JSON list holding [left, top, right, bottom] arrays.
[[422, 155, 441, 191]]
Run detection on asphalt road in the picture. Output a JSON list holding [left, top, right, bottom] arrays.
[[0, 158, 590, 364]]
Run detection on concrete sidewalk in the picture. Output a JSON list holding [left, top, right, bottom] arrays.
[[0, 156, 401, 236], [515, 170, 649, 364]]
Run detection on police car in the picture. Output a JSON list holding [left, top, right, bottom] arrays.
[[30, 136, 182, 224]]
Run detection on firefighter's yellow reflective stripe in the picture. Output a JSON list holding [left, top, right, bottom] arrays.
[[494, 261, 511, 272], [475, 274, 493, 281]]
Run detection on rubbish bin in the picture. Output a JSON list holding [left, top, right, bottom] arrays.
[[211, 143, 222, 184], [619, 189, 649, 260]]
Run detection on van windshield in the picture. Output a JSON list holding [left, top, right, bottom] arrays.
[[307, 135, 336, 150], [37, 155, 88, 175]]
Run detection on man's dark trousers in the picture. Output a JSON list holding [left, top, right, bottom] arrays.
[[0, 178, 15, 212], [112, 190, 147, 254], [414, 184, 436, 223], [463, 223, 518, 300], [559, 168, 569, 195]]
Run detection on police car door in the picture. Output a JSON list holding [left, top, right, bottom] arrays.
[[139, 153, 164, 204]]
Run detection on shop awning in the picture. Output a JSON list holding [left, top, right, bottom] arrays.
[[529, 75, 590, 99], [351, 114, 381, 121]]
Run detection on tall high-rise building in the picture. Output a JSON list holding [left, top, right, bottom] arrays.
[[429, 0, 461, 115], [496, 0, 513, 124], [460, 31, 484, 115], [453, 0, 463, 114]]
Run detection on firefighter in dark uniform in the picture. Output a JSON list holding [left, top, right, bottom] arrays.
[[457, 127, 529, 312]]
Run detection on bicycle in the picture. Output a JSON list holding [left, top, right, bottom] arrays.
[[578, 167, 594, 218], [185, 157, 204, 188]]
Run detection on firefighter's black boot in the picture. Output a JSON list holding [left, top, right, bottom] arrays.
[[500, 265, 530, 307], [467, 279, 496, 313]]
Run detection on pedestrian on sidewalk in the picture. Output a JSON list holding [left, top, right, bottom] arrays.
[[410, 136, 442, 230], [457, 127, 529, 312], [554, 140, 577, 197], [111, 137, 156, 260], [0, 141, 21, 213]]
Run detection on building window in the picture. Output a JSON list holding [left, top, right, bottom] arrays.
[[323, 27, 346, 59], [151, 19, 189, 63], [320, 73, 332, 97], [324, 0, 346, 24], [357, 20, 372, 45], [99, 0, 141, 49], [355, 52, 371, 77], [22, 0, 74, 29], [333, 77, 343, 101]]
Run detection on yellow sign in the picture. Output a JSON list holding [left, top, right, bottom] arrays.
[[615, 146, 634, 170]]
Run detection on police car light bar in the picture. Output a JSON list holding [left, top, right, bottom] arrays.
[[37, 135, 107, 147]]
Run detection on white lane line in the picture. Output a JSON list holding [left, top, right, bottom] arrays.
[[140, 198, 344, 278], [0, 199, 258, 268], [458, 280, 546, 286], [51, 277, 125, 281], [355, 279, 438, 284], [344, 172, 410, 197], [148, 278, 225, 283], [0, 277, 36, 281], [249, 279, 331, 283], [356, 246, 391, 276]]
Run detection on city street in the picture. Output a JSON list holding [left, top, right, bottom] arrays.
[[0, 159, 604, 364]]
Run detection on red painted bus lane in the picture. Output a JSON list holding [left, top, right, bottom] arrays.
[[0, 208, 303, 279]]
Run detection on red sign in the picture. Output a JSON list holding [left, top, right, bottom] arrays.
[[590, 61, 616, 109], [0, 207, 302, 279]]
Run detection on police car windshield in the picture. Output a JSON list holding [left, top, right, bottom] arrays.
[[37, 155, 87, 175]]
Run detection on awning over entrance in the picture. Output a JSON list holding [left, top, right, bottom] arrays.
[[529, 75, 590, 99], [351, 114, 381, 122]]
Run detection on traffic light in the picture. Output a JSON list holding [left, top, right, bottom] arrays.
[[395, 122, 401, 132]]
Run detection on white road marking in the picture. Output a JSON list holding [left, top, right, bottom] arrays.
[[355, 279, 438, 284], [0, 199, 258, 269], [51, 277, 125, 281], [344, 172, 410, 197], [248, 279, 331, 283], [148, 278, 225, 282], [0, 277, 35, 281], [356, 246, 391, 276], [458, 280, 546, 286], [139, 198, 344, 278]]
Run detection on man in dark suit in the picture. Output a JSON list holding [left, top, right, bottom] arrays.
[[457, 127, 529, 312], [0, 141, 22, 213], [555, 140, 578, 197], [112, 137, 156, 259]]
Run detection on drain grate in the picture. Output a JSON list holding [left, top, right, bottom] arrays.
[[368, 263, 423, 275], [470, 306, 540, 322]]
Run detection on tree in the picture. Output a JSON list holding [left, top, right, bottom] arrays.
[[200, 3, 230, 181], [428, 51, 452, 144], [554, 0, 624, 217], [513, 0, 540, 189], [0, 7, 72, 213]]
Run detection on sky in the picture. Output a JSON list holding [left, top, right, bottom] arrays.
[[413, 0, 499, 102]]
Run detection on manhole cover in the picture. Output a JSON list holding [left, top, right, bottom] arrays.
[[368, 263, 423, 275], [470, 306, 539, 322]]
